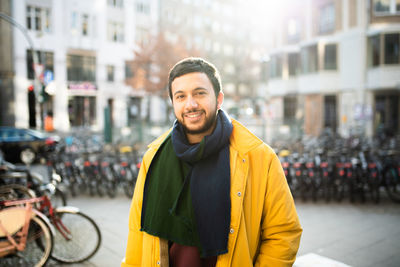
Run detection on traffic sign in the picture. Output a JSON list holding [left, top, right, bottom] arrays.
[[44, 70, 54, 86]]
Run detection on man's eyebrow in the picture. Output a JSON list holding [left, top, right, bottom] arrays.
[[173, 90, 183, 96], [173, 87, 207, 96]]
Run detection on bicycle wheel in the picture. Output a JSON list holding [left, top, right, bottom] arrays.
[[1, 216, 53, 267], [50, 210, 101, 263]]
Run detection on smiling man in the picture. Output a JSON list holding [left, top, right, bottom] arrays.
[[122, 58, 302, 267]]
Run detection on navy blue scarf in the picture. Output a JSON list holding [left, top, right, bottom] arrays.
[[171, 109, 233, 257]]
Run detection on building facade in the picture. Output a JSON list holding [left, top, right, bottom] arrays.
[[265, 0, 400, 142], [3, 0, 269, 135], [3, 0, 159, 132], [0, 0, 15, 126]]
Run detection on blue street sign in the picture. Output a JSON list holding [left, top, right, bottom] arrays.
[[44, 70, 54, 85]]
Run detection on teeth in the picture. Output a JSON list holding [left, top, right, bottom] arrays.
[[186, 112, 201, 118], [187, 114, 199, 118]]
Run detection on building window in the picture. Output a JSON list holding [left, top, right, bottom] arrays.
[[374, 0, 391, 12], [107, 65, 115, 82], [26, 5, 51, 32], [26, 6, 32, 29], [128, 97, 142, 125], [125, 61, 133, 79], [374, 94, 399, 135], [34, 7, 41, 31], [108, 0, 124, 8], [301, 45, 318, 74], [373, 0, 400, 14], [82, 14, 89, 36], [368, 35, 381, 67], [26, 50, 54, 80], [324, 44, 337, 70], [68, 96, 96, 126], [284, 96, 297, 123], [288, 53, 300, 76], [324, 95, 337, 132], [319, 3, 335, 34], [70, 12, 95, 37], [368, 33, 400, 67], [269, 54, 283, 79], [108, 21, 125, 42], [136, 1, 150, 14], [384, 33, 400, 64], [70, 11, 78, 34], [287, 18, 300, 43], [67, 55, 96, 82]]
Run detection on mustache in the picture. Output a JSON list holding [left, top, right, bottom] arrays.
[[183, 109, 204, 115]]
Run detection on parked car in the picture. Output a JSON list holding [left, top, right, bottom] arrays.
[[0, 127, 59, 164]]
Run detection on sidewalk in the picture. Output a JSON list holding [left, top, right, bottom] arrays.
[[44, 191, 400, 267], [295, 198, 400, 267]]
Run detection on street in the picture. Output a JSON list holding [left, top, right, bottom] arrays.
[[43, 190, 400, 267]]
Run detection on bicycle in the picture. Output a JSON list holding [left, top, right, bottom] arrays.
[[0, 196, 54, 267], [37, 193, 102, 263], [0, 184, 102, 263]]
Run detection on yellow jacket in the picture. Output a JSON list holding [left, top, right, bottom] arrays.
[[122, 120, 302, 267]]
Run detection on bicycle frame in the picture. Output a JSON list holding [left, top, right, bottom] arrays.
[[37, 195, 74, 241], [0, 197, 43, 255], [0, 206, 32, 254]]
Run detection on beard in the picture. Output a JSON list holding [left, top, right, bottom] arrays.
[[178, 106, 218, 136]]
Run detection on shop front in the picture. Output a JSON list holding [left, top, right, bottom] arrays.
[[68, 82, 97, 127]]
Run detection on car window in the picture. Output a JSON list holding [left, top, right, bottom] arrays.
[[28, 129, 46, 139], [22, 132, 35, 141], [0, 130, 8, 141], [0, 129, 18, 142], [0, 128, 37, 142]]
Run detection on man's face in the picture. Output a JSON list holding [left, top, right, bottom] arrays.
[[171, 72, 223, 143]]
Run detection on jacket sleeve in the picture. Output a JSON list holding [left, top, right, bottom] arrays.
[[121, 153, 148, 267], [255, 153, 302, 267]]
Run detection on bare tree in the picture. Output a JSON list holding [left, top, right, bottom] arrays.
[[126, 33, 201, 99]]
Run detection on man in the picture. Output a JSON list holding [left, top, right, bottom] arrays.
[[122, 58, 302, 267]]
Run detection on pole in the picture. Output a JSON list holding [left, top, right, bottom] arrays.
[[0, 12, 41, 128]]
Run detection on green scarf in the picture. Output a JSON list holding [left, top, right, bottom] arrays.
[[140, 135, 202, 248]]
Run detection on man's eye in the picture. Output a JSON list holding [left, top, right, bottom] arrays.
[[176, 95, 184, 99]]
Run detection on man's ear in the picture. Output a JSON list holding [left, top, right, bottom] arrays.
[[217, 91, 224, 110]]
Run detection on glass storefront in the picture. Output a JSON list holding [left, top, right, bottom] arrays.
[[374, 91, 400, 136], [68, 96, 96, 127]]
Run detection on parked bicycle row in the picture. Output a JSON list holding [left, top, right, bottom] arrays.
[[274, 131, 400, 204], [0, 153, 101, 266], [43, 133, 140, 199]]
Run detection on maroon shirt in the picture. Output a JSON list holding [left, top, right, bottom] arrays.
[[169, 242, 217, 267]]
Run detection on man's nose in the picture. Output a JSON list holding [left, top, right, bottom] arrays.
[[185, 95, 198, 108]]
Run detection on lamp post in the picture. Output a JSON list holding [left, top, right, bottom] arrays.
[[0, 12, 41, 128]]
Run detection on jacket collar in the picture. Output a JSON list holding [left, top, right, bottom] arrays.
[[148, 129, 172, 150], [229, 120, 263, 154], [148, 119, 263, 155]]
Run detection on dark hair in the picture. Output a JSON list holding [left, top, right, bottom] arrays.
[[168, 57, 222, 100]]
